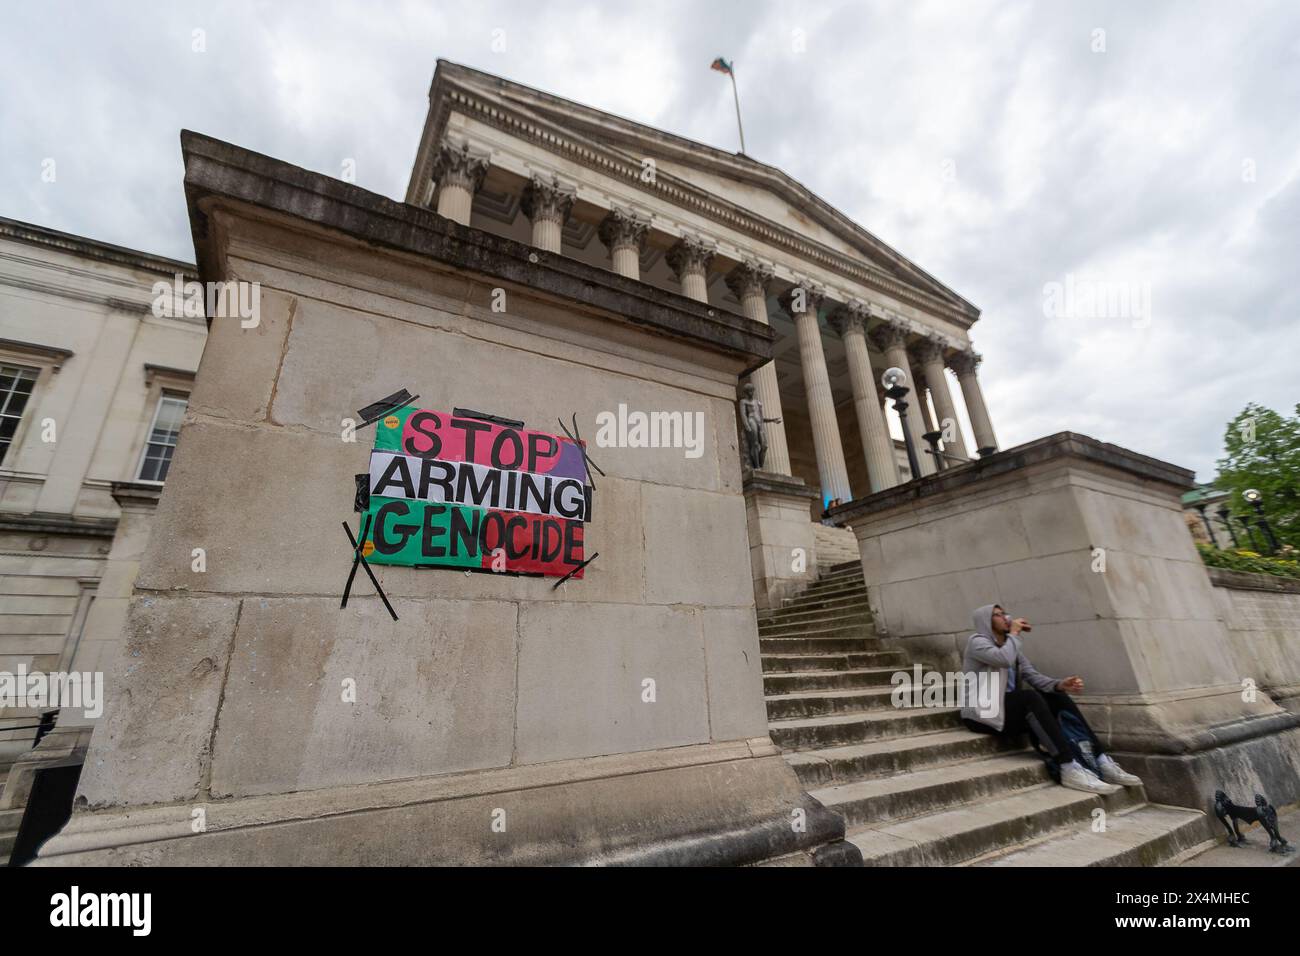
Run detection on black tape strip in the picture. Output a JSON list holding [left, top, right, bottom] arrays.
[[341, 518, 399, 621], [340, 514, 372, 609], [453, 407, 525, 429], [357, 389, 413, 423], [357, 393, 420, 430], [551, 551, 599, 590]]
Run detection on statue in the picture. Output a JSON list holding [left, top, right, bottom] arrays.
[[739, 382, 781, 471], [1214, 790, 1291, 852]]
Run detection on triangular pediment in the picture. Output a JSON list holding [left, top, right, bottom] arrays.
[[410, 61, 978, 322]]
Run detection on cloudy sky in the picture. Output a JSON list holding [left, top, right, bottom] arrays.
[[3, 0, 1297, 480]]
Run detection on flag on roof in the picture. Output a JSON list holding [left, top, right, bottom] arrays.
[[710, 57, 734, 76]]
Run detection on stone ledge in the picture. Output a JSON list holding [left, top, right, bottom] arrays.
[[1207, 566, 1300, 594], [831, 431, 1195, 524], [0, 512, 116, 538], [179, 130, 775, 376], [743, 470, 819, 499]]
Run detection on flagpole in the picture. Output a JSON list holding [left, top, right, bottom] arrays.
[[729, 67, 747, 154]]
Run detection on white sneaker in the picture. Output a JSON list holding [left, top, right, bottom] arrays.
[[1098, 754, 1142, 787], [1061, 762, 1121, 794]]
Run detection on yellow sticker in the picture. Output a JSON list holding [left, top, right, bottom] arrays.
[[383, 414, 400, 429], [362, 540, 375, 557]]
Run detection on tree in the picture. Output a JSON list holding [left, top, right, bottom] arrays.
[[1214, 403, 1300, 551]]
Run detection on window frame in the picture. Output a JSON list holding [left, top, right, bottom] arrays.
[[134, 390, 189, 484]]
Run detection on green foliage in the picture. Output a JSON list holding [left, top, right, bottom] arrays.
[[1196, 542, 1300, 579], [1214, 403, 1300, 551]]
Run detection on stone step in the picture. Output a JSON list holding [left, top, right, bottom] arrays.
[[846, 781, 1144, 867], [785, 729, 1025, 788], [797, 572, 864, 595], [763, 666, 902, 695], [811, 753, 1052, 828], [761, 607, 873, 629], [759, 600, 868, 624], [760, 650, 907, 674], [768, 591, 873, 617], [764, 686, 905, 721], [768, 707, 963, 750], [759, 622, 877, 644], [970, 803, 1210, 867], [826, 558, 862, 573], [759, 636, 878, 655]]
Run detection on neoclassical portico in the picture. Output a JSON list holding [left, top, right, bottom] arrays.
[[413, 62, 1001, 511]]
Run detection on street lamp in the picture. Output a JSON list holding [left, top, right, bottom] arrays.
[[882, 366, 921, 480], [1243, 488, 1280, 554], [1216, 505, 1241, 548], [1193, 503, 1219, 548]]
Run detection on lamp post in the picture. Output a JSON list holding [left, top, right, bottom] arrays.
[[1194, 503, 1219, 548], [1216, 505, 1241, 548], [1243, 488, 1279, 554], [882, 366, 921, 480]]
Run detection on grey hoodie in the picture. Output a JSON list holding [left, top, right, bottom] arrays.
[[960, 604, 1060, 731]]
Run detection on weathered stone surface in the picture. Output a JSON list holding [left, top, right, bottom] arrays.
[[75, 595, 240, 808], [642, 484, 752, 606], [515, 602, 709, 763], [210, 597, 518, 798]]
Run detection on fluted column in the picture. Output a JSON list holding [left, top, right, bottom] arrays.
[[521, 173, 575, 254], [432, 141, 490, 226], [830, 301, 899, 492], [726, 261, 790, 475], [914, 340, 970, 460], [781, 284, 852, 502], [598, 207, 650, 280], [950, 351, 998, 456], [666, 236, 715, 303], [870, 321, 935, 476]]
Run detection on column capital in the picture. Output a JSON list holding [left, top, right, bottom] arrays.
[[910, 338, 948, 367], [725, 259, 775, 302], [828, 300, 871, 337], [521, 172, 576, 227], [778, 282, 826, 318], [868, 319, 910, 353], [665, 235, 716, 279], [948, 350, 982, 375], [432, 140, 490, 195], [597, 207, 650, 254]]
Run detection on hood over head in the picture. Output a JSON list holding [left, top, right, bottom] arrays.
[[972, 604, 997, 640]]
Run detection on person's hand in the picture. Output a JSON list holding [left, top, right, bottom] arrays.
[[1057, 676, 1084, 694], [1009, 617, 1031, 635]]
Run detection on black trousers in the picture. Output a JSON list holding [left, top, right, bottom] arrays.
[[963, 687, 1104, 762]]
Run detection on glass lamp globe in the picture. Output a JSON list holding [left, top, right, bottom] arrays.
[[881, 366, 907, 390], [1244, 488, 1262, 503]]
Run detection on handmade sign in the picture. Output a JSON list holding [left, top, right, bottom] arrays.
[[357, 406, 592, 578]]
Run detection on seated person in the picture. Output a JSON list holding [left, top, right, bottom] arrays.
[[961, 604, 1142, 794]]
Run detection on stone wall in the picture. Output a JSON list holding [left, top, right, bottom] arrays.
[[1209, 568, 1300, 713], [36, 132, 854, 865]]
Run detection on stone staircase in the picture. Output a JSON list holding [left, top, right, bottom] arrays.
[[0, 769, 19, 866], [759, 561, 1214, 866], [813, 524, 859, 572]]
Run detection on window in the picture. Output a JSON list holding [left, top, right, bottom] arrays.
[[0, 363, 39, 465], [137, 393, 188, 482]]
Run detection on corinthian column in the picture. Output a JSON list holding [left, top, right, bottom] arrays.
[[780, 284, 852, 502], [830, 302, 899, 492], [914, 339, 970, 461], [597, 208, 650, 280], [520, 173, 576, 254], [870, 320, 935, 476], [431, 141, 490, 226], [726, 260, 790, 475], [950, 351, 998, 456], [665, 236, 715, 303]]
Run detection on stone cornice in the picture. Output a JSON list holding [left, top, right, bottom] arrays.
[[831, 432, 1196, 523], [0, 216, 196, 279], [0, 337, 74, 371], [412, 67, 981, 330], [180, 131, 775, 377]]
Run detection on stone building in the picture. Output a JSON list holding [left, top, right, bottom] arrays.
[[15, 61, 1300, 867], [0, 218, 204, 862]]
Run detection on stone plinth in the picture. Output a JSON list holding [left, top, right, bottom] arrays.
[[834, 432, 1300, 812], [743, 471, 820, 612], [35, 133, 854, 866]]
